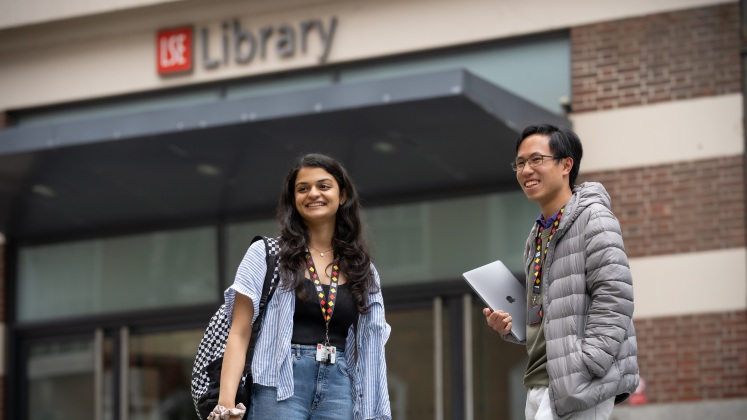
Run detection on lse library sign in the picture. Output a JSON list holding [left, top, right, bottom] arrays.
[[157, 17, 338, 76], [157, 27, 193, 74]]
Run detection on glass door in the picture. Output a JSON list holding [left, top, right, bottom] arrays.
[[26, 331, 114, 420], [126, 328, 204, 420], [386, 306, 437, 419], [471, 299, 527, 420]]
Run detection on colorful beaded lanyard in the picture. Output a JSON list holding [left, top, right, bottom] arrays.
[[304, 251, 340, 343], [531, 207, 564, 299]]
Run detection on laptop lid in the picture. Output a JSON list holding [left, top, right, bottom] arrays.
[[462, 260, 526, 342]]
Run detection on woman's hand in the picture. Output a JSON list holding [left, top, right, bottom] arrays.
[[483, 308, 512, 335], [215, 293, 254, 419], [207, 403, 247, 420]]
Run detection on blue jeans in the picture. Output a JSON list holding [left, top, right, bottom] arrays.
[[249, 344, 353, 420]]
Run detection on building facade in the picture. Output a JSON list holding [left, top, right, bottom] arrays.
[[0, 0, 745, 419]]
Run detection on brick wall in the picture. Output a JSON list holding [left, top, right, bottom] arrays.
[[578, 155, 745, 258], [632, 310, 747, 402], [571, 3, 741, 113]]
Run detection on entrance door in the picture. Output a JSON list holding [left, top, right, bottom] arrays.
[[386, 306, 439, 419], [126, 329, 203, 420], [25, 331, 114, 420]]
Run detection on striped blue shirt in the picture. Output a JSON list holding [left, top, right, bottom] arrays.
[[225, 240, 392, 420]]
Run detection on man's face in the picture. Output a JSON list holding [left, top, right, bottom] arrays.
[[515, 134, 571, 208]]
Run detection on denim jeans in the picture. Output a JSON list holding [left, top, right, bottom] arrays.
[[249, 344, 353, 420]]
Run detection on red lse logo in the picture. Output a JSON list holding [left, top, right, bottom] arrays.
[[157, 27, 193, 75]]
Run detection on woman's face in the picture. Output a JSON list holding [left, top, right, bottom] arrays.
[[293, 166, 346, 226]]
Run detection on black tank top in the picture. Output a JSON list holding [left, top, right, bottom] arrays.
[[291, 278, 359, 351]]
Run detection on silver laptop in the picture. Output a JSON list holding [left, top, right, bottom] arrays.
[[462, 260, 526, 342]]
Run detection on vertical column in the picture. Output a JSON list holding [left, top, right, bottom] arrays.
[[0, 92, 6, 420], [94, 329, 104, 420], [0, 233, 5, 419], [0, 112, 7, 420], [433, 297, 443, 420], [120, 327, 130, 420], [462, 294, 474, 420], [448, 296, 464, 420]]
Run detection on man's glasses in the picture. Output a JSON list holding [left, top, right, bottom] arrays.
[[511, 154, 561, 171]]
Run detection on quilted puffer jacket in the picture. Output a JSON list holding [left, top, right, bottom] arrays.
[[507, 182, 639, 419]]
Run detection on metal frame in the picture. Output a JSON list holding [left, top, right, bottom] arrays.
[[434, 296, 444, 420], [9, 275, 479, 419]]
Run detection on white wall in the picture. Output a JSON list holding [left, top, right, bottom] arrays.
[[0, 0, 735, 110], [0, 0, 184, 29], [630, 248, 747, 318], [573, 94, 744, 172]]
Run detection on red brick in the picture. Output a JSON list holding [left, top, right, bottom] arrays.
[[630, 310, 747, 403], [579, 156, 745, 258], [571, 3, 739, 113]]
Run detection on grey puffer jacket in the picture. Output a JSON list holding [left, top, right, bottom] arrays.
[[506, 182, 639, 419]]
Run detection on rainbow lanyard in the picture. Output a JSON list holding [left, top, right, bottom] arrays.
[[531, 207, 564, 300], [304, 252, 340, 344]]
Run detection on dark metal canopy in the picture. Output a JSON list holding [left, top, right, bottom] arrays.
[[0, 69, 568, 241]]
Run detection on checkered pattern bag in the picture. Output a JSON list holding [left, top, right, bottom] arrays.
[[190, 236, 280, 419]]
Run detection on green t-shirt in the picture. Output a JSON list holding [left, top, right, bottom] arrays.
[[523, 227, 551, 388]]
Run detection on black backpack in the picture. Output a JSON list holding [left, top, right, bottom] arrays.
[[190, 236, 280, 419]]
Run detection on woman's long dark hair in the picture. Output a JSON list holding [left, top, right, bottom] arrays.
[[277, 153, 377, 314]]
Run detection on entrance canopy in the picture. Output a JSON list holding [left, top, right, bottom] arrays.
[[0, 69, 568, 240]]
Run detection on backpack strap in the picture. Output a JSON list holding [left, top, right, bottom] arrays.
[[244, 235, 279, 372]]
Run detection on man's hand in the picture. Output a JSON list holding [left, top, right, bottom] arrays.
[[483, 308, 512, 335]]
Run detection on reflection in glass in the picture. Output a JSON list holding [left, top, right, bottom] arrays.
[[386, 306, 439, 419], [28, 339, 96, 420], [18, 227, 218, 322], [225, 219, 279, 288], [128, 329, 203, 420], [472, 300, 527, 420]]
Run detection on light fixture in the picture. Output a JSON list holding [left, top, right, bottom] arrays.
[[372, 141, 396, 154], [196, 164, 222, 177], [32, 184, 56, 198]]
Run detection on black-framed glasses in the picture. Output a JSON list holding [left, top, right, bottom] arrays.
[[511, 154, 561, 171]]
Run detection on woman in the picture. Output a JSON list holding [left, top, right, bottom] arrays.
[[212, 153, 391, 420]]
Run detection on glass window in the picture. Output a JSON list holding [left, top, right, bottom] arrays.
[[365, 204, 431, 282], [471, 300, 527, 420], [365, 191, 538, 286], [27, 338, 101, 420], [128, 329, 203, 420], [386, 306, 440, 419], [224, 219, 279, 287], [18, 227, 218, 322], [224, 191, 538, 288], [339, 34, 570, 115]]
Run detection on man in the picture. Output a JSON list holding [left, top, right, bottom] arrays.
[[484, 124, 638, 419]]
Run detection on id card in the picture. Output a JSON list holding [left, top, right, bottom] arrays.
[[327, 346, 336, 364], [315, 343, 337, 364], [528, 304, 543, 325], [316, 343, 328, 362]]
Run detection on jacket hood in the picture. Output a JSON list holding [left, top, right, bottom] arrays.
[[565, 182, 612, 223]]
